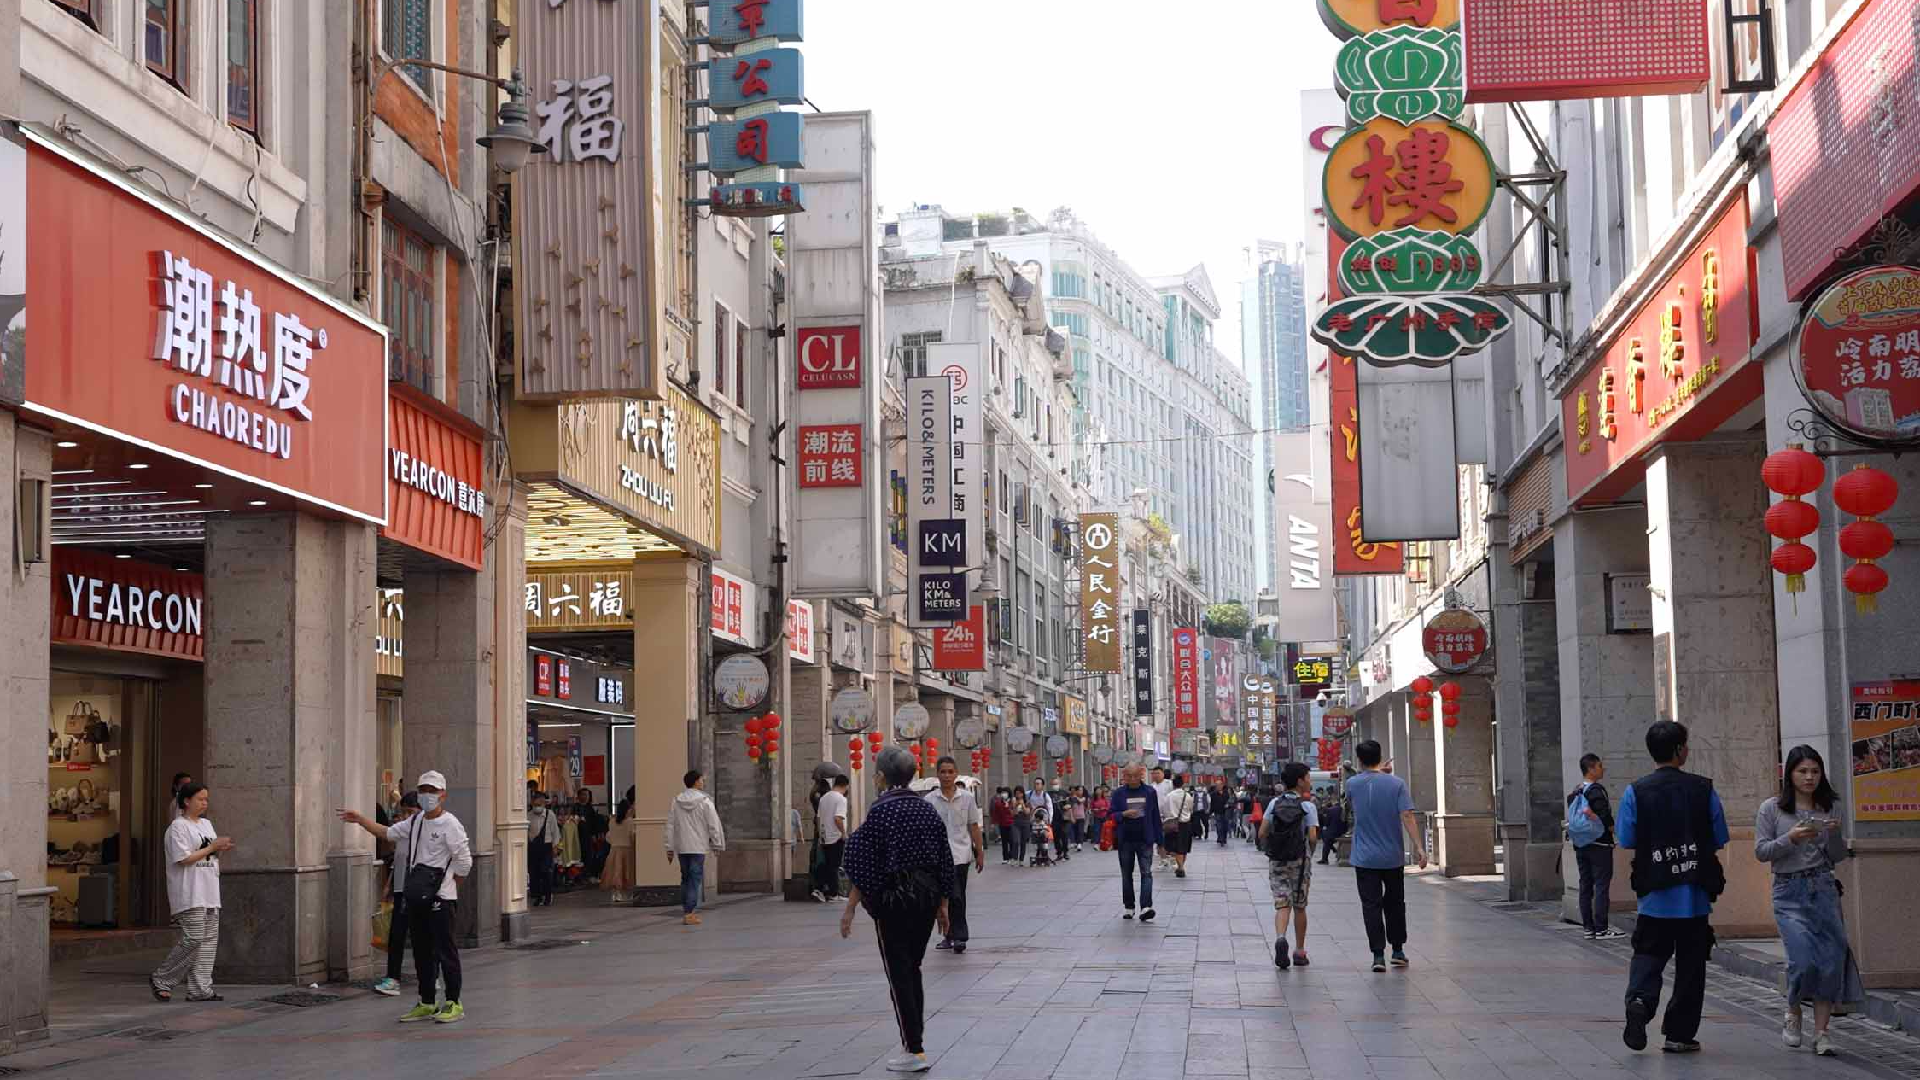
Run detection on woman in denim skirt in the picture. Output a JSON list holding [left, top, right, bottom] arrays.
[[1755, 745, 1863, 1057]]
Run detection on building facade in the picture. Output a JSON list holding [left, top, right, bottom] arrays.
[[1241, 242, 1310, 595]]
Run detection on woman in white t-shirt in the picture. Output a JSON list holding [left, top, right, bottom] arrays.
[[150, 782, 233, 1002]]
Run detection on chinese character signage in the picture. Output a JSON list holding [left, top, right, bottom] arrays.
[[932, 604, 987, 671], [787, 599, 816, 663], [526, 567, 633, 631], [1562, 196, 1755, 506], [384, 386, 488, 570], [704, 1, 808, 217], [1172, 628, 1200, 729], [1796, 266, 1920, 448], [1312, 0, 1510, 369], [707, 49, 805, 111], [1851, 680, 1920, 822], [1132, 608, 1155, 715], [798, 325, 862, 390], [1079, 513, 1121, 673], [797, 423, 862, 488], [1064, 695, 1089, 736], [1421, 606, 1488, 674], [1326, 247, 1405, 575], [710, 566, 757, 646], [707, 114, 806, 176], [928, 342, 985, 559], [1293, 655, 1336, 685], [23, 141, 387, 522], [516, 0, 668, 400], [1461, 0, 1708, 105]]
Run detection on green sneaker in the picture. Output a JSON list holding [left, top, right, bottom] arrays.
[[398, 1002, 438, 1023], [433, 1001, 465, 1024]]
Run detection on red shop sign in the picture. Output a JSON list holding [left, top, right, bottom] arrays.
[[1421, 608, 1488, 674], [932, 604, 987, 672], [23, 140, 388, 522], [1797, 266, 1920, 446], [1462, 0, 1709, 105], [796, 325, 862, 390], [1327, 236, 1404, 576], [1173, 628, 1200, 730], [797, 423, 862, 487], [51, 550, 204, 661], [536, 654, 553, 696], [383, 386, 487, 570], [1561, 195, 1758, 506]]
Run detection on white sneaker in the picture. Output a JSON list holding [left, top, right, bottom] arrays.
[[1783, 1010, 1803, 1049], [810, 889, 828, 903], [1813, 1034, 1834, 1057], [1122, 908, 1135, 920], [885, 1051, 931, 1072]]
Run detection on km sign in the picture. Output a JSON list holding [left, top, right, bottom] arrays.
[[796, 325, 862, 390], [919, 518, 966, 568]]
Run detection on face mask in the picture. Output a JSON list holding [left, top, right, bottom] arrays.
[[419, 792, 442, 813]]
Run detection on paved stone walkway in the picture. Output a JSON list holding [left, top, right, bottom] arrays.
[[8, 835, 1916, 1079]]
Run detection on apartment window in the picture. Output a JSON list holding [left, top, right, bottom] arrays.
[[51, 0, 101, 29], [145, 0, 190, 91], [733, 319, 750, 410], [382, 217, 438, 395], [899, 330, 941, 378], [712, 301, 732, 398], [382, 0, 433, 93], [227, 0, 261, 138]]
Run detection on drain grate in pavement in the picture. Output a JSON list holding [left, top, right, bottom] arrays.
[[1482, 900, 1535, 911], [512, 938, 588, 951], [260, 991, 342, 1008], [232, 1000, 293, 1013], [108, 1026, 191, 1041]]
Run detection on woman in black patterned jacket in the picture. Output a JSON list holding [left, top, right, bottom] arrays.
[[838, 746, 954, 1074]]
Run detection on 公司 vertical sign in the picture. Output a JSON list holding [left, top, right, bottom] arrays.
[[788, 112, 882, 598], [1132, 609, 1154, 715], [1079, 512, 1121, 672], [514, 0, 667, 401], [1172, 628, 1200, 729]]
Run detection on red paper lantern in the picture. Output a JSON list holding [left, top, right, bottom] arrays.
[[1845, 562, 1891, 614], [850, 755, 863, 771], [745, 716, 763, 734], [1834, 464, 1899, 518], [1762, 444, 1825, 497], [848, 736, 862, 752], [1442, 714, 1459, 729], [1765, 499, 1821, 541], [764, 731, 780, 747], [745, 733, 761, 747], [926, 738, 939, 750], [1441, 700, 1461, 716], [1841, 520, 1896, 561], [1772, 542, 1816, 592], [867, 731, 883, 746], [746, 746, 762, 760], [1410, 675, 1434, 696], [1438, 681, 1462, 701]]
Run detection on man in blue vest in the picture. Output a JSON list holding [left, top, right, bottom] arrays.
[[1616, 720, 1728, 1055]]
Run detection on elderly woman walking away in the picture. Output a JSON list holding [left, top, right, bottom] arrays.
[[150, 782, 233, 1002], [839, 746, 954, 1074], [1756, 745, 1863, 1057]]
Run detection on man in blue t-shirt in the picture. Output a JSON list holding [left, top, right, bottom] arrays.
[[1616, 720, 1728, 1055], [1346, 740, 1428, 972]]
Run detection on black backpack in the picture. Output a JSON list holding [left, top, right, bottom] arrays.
[[1263, 794, 1308, 863]]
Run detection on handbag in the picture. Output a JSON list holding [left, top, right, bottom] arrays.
[[402, 820, 450, 907], [868, 865, 942, 919]]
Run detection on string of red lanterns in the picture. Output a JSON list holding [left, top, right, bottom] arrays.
[[1834, 463, 1899, 615], [743, 713, 781, 763], [1763, 446, 1899, 613], [1439, 680, 1461, 729], [1410, 675, 1434, 724], [1762, 443, 1824, 594]]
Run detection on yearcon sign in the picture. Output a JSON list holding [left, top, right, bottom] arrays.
[[51, 550, 204, 661], [384, 386, 488, 570], [24, 140, 387, 522]]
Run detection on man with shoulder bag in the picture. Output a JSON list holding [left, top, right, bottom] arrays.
[[341, 770, 474, 1024]]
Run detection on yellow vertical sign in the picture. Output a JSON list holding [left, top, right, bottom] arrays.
[[1079, 513, 1121, 673]]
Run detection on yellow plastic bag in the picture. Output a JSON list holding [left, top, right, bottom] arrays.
[[371, 900, 393, 950]]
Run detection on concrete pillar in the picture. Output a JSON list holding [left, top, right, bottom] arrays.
[[489, 483, 530, 942], [403, 565, 499, 949], [630, 557, 700, 899], [1499, 581, 1565, 899], [0, 417, 52, 1048], [1434, 680, 1497, 876], [1554, 504, 1653, 924], [1408, 696, 1438, 819], [204, 512, 377, 984], [1646, 438, 1779, 936]]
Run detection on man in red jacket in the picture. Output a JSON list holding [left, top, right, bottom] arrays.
[[989, 788, 1016, 864]]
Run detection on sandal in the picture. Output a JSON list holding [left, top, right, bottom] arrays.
[[150, 979, 171, 1002]]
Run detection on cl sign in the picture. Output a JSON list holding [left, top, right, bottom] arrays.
[[797, 325, 862, 390]]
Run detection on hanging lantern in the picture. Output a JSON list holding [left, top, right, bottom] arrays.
[[867, 731, 884, 747], [745, 716, 763, 735], [745, 733, 761, 748], [1833, 464, 1899, 518], [848, 736, 862, 753], [1771, 542, 1816, 589], [746, 746, 762, 760], [1765, 499, 1821, 542], [1410, 675, 1435, 696], [926, 738, 940, 750], [1762, 443, 1825, 497], [1845, 563, 1891, 614], [1441, 700, 1461, 717], [1438, 681, 1462, 702], [761, 711, 781, 730], [1442, 713, 1459, 729], [1763, 444, 1828, 595], [1841, 519, 1896, 561], [1834, 465, 1900, 615]]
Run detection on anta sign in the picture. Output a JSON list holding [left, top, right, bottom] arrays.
[[796, 325, 861, 389]]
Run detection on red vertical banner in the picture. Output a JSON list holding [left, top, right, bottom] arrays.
[[1328, 236, 1406, 576], [1173, 628, 1201, 729]]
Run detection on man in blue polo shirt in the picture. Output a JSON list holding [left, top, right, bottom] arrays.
[[1616, 720, 1729, 1055]]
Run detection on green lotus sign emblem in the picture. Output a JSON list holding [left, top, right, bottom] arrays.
[[1338, 230, 1483, 295], [1310, 295, 1512, 368], [1337, 26, 1464, 126]]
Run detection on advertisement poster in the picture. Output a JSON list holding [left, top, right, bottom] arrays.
[[1172, 628, 1200, 729], [1852, 680, 1920, 821]]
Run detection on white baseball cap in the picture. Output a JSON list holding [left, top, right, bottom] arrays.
[[417, 770, 448, 791]]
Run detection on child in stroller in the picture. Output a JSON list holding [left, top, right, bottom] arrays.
[[1030, 819, 1057, 867]]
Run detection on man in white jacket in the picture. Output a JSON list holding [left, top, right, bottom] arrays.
[[666, 769, 726, 925]]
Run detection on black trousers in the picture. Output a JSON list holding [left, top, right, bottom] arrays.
[[1627, 915, 1714, 1042], [814, 840, 845, 897], [529, 840, 554, 903], [874, 904, 939, 1054], [1354, 867, 1408, 955], [408, 897, 461, 1005], [1575, 844, 1615, 932], [385, 893, 411, 981], [1053, 820, 1070, 857], [999, 825, 1016, 862], [948, 863, 970, 943]]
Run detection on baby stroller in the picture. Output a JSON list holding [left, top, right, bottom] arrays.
[[1030, 820, 1057, 867]]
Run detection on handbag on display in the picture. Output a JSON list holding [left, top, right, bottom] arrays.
[[64, 702, 97, 736]]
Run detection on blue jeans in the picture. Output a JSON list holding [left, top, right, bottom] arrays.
[[1117, 839, 1154, 910], [679, 853, 705, 914]]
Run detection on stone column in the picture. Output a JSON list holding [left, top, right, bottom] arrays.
[[1433, 679, 1497, 876], [631, 557, 701, 901], [403, 564, 499, 949], [204, 512, 377, 984], [1554, 504, 1653, 924], [1646, 438, 1779, 935], [489, 483, 530, 942], [0, 417, 51, 1047]]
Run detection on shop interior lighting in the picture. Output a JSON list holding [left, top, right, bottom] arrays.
[[524, 482, 680, 563], [194, 483, 214, 489], [127, 463, 150, 470], [248, 500, 268, 506], [55, 441, 78, 449]]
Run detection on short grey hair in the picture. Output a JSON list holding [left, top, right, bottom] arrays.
[[877, 746, 918, 788]]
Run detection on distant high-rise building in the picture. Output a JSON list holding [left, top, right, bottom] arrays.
[[1241, 241, 1308, 594]]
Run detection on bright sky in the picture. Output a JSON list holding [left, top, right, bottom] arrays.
[[800, 2, 1340, 367]]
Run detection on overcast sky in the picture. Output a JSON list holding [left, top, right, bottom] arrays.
[[800, 2, 1340, 367]]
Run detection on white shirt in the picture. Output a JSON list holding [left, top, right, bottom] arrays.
[[1168, 787, 1197, 823], [164, 815, 221, 914], [1154, 779, 1175, 819], [818, 789, 849, 845], [389, 811, 474, 902], [925, 785, 983, 866]]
